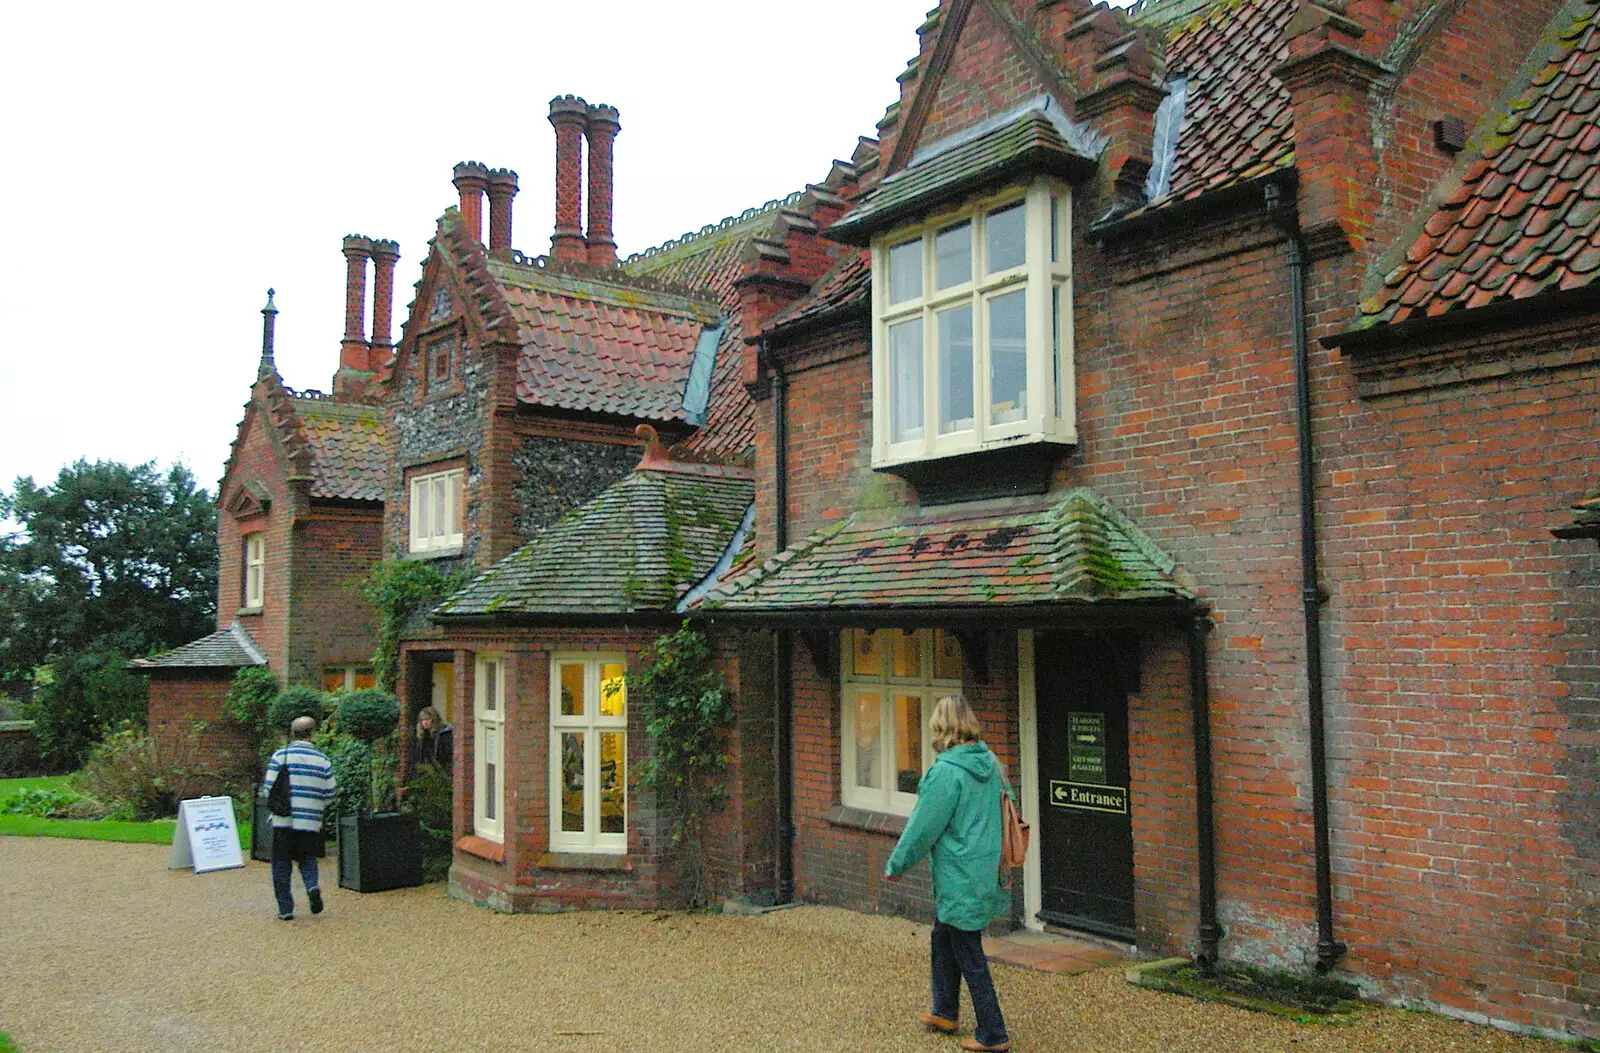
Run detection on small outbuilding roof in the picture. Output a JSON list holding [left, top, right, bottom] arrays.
[[129, 621, 267, 670]]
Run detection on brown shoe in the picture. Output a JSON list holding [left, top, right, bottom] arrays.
[[960, 1039, 1011, 1052], [920, 1013, 958, 1034]]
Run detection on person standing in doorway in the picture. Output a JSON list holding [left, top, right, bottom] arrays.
[[262, 715, 336, 921], [413, 706, 454, 773], [885, 695, 1012, 1052]]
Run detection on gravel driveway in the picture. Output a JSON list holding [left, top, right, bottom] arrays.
[[0, 837, 1570, 1053]]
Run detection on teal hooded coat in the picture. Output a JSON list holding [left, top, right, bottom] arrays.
[[884, 741, 1011, 932]]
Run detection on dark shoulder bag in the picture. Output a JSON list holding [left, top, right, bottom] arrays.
[[266, 747, 294, 817]]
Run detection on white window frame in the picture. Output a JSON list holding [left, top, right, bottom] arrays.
[[870, 176, 1075, 468], [409, 468, 464, 553], [244, 533, 264, 609], [839, 629, 963, 815], [549, 653, 628, 854], [474, 653, 505, 843]]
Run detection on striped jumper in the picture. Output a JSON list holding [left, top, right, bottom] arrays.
[[262, 741, 337, 833]]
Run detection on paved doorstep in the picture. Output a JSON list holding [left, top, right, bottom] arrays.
[[984, 930, 1128, 975]]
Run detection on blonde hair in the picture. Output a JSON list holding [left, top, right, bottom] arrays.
[[415, 706, 444, 741], [929, 695, 982, 753]]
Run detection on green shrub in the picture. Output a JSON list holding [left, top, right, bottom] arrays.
[[73, 725, 229, 821], [315, 732, 371, 826], [402, 761, 454, 883], [24, 651, 149, 767], [333, 689, 400, 742], [224, 667, 278, 736], [0, 786, 83, 818], [268, 686, 328, 733]]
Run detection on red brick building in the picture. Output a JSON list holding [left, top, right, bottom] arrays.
[[667, 0, 1599, 1039], [140, 259, 392, 760]]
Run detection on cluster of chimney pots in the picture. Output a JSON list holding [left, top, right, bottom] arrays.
[[332, 95, 622, 394]]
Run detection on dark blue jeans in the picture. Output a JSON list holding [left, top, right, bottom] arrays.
[[271, 828, 320, 918], [931, 921, 1008, 1047]]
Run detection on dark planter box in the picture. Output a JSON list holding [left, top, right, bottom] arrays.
[[251, 799, 328, 863], [338, 812, 423, 893]]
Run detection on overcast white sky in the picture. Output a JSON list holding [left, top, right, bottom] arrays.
[[0, 0, 1131, 499]]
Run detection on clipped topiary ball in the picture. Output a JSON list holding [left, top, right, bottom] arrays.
[[269, 685, 330, 733], [334, 688, 401, 742]]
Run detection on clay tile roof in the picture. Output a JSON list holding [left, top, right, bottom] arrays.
[[828, 108, 1100, 246], [694, 489, 1191, 613], [1153, 0, 1296, 206], [434, 465, 754, 619], [495, 263, 721, 423], [623, 198, 802, 460], [130, 621, 267, 670], [292, 396, 387, 502], [1358, 0, 1600, 328], [762, 251, 872, 338]]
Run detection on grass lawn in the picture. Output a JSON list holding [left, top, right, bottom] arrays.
[[0, 775, 251, 848]]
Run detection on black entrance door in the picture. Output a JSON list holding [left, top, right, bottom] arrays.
[[1035, 631, 1135, 939]]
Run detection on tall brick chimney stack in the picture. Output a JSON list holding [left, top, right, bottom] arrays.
[[259, 288, 278, 380], [548, 95, 590, 263], [584, 103, 621, 266], [369, 239, 400, 355], [486, 168, 519, 260], [340, 235, 373, 373], [452, 162, 491, 243]]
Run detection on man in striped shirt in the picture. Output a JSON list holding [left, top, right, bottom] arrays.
[[262, 716, 337, 920]]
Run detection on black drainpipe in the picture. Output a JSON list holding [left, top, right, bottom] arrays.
[[1188, 611, 1222, 971], [1264, 183, 1347, 972], [768, 340, 795, 904]]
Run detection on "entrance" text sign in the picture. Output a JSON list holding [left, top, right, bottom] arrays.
[[1048, 780, 1129, 814]]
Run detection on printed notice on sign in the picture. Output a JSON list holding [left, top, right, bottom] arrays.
[[1067, 712, 1106, 784], [169, 796, 245, 873], [1048, 780, 1129, 814]]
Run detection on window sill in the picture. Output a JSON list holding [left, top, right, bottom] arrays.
[[456, 835, 504, 863], [537, 851, 632, 872], [873, 440, 1070, 506], [404, 545, 463, 562], [825, 804, 908, 837], [236, 606, 264, 618]]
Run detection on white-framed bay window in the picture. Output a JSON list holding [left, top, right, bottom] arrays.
[[409, 468, 464, 553], [840, 629, 964, 814], [872, 176, 1074, 467], [243, 533, 265, 609], [550, 654, 628, 853], [474, 654, 505, 842]]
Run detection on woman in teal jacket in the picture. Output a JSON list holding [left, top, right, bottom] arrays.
[[885, 695, 1012, 1052]]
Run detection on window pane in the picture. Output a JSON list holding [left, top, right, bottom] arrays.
[[600, 664, 626, 717], [450, 472, 464, 534], [891, 631, 922, 678], [414, 480, 431, 542], [1050, 196, 1060, 265], [934, 631, 964, 680], [561, 732, 585, 832], [888, 239, 922, 304], [1052, 284, 1063, 419], [852, 630, 882, 677], [854, 692, 882, 790], [484, 726, 499, 822], [986, 203, 1026, 273], [353, 670, 375, 691], [483, 662, 499, 712], [600, 732, 625, 834], [889, 318, 924, 443], [989, 289, 1028, 425], [935, 222, 971, 289], [322, 670, 345, 693], [894, 695, 923, 795], [937, 305, 974, 434], [560, 663, 585, 716], [434, 479, 447, 542]]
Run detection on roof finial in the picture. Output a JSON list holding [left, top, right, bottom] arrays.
[[259, 288, 279, 380]]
